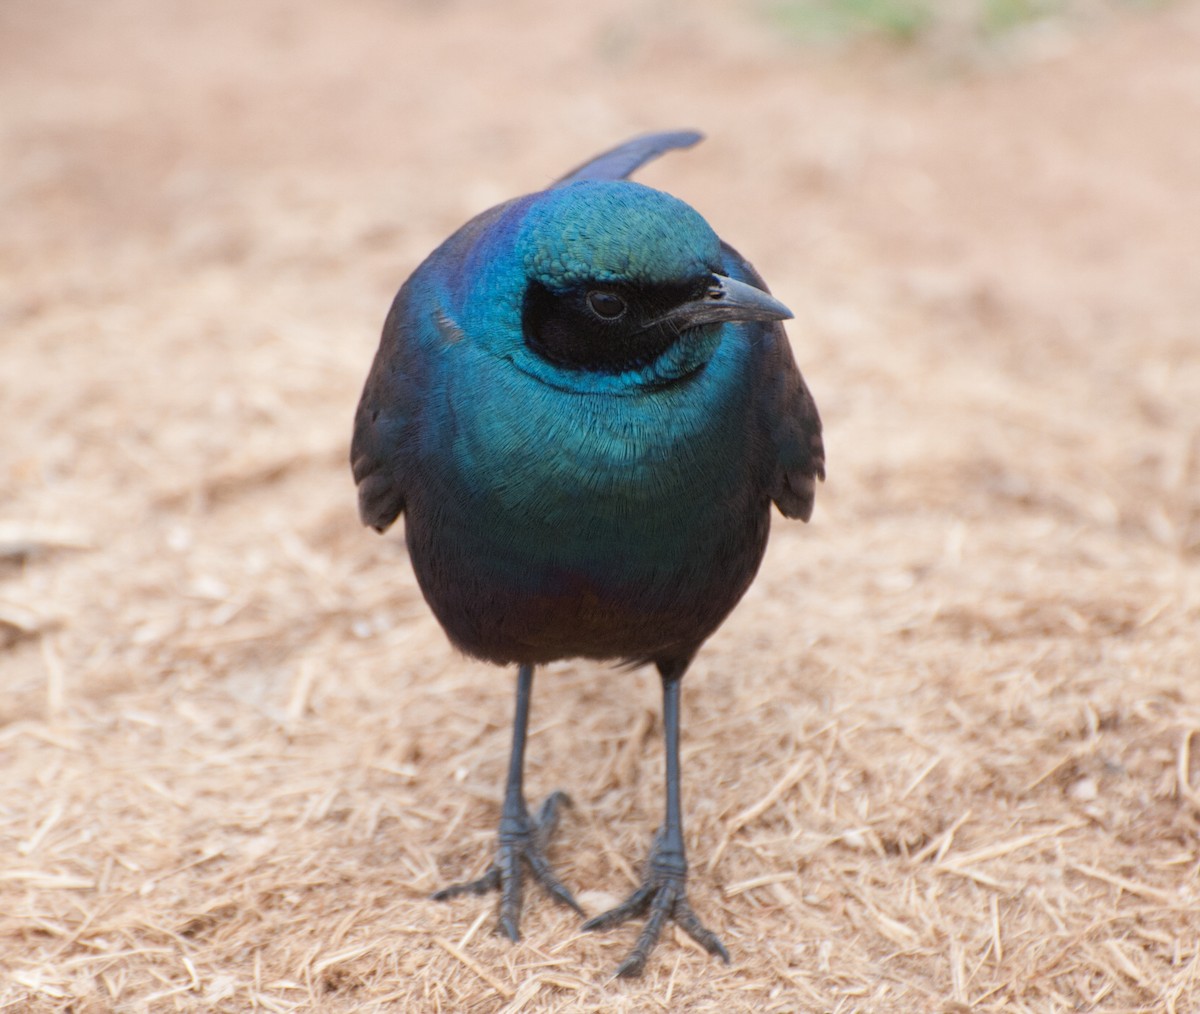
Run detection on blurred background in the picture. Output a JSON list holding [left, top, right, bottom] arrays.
[[3, 0, 1199, 1009]]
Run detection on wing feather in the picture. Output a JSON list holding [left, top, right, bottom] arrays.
[[720, 242, 825, 521], [351, 289, 423, 532]]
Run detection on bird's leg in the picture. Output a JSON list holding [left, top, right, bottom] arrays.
[[582, 662, 729, 977], [432, 663, 583, 940]]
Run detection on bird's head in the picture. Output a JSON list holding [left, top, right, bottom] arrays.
[[452, 181, 791, 394]]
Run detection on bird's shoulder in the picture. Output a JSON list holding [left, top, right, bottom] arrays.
[[350, 206, 506, 532], [350, 280, 427, 531], [720, 242, 826, 521]]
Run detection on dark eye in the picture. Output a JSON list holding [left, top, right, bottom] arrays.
[[586, 290, 626, 320]]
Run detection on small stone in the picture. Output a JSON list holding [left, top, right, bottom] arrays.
[[578, 889, 621, 914], [841, 828, 867, 849]]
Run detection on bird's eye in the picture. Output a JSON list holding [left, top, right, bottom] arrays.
[[586, 290, 626, 320]]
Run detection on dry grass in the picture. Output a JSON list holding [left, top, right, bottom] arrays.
[[3, 0, 1200, 1010]]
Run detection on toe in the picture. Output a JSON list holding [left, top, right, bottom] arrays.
[[587, 874, 728, 975], [673, 899, 730, 962], [581, 882, 655, 932], [432, 865, 500, 901], [497, 911, 522, 942]]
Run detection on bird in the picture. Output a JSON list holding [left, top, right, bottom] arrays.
[[350, 130, 824, 977]]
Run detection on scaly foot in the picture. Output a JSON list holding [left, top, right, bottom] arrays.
[[432, 790, 583, 940], [581, 831, 729, 977]]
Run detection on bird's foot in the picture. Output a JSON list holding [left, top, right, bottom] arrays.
[[432, 790, 583, 941], [581, 835, 729, 977]]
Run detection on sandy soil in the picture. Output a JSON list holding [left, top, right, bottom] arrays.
[[3, 0, 1200, 1010]]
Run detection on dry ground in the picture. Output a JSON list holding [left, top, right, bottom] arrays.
[[3, 1, 1200, 1010]]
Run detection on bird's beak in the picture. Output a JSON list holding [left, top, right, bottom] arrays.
[[665, 273, 793, 330]]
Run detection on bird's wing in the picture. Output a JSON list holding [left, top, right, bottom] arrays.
[[765, 328, 825, 521], [552, 130, 704, 187], [353, 200, 518, 533], [722, 243, 825, 521], [350, 285, 426, 532]]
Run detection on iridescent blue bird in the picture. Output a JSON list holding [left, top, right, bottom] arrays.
[[351, 131, 824, 976]]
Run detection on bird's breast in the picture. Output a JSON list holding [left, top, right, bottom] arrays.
[[449, 349, 748, 523], [402, 336, 770, 665]]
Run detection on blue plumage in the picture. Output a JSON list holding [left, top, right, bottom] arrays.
[[352, 132, 824, 976]]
